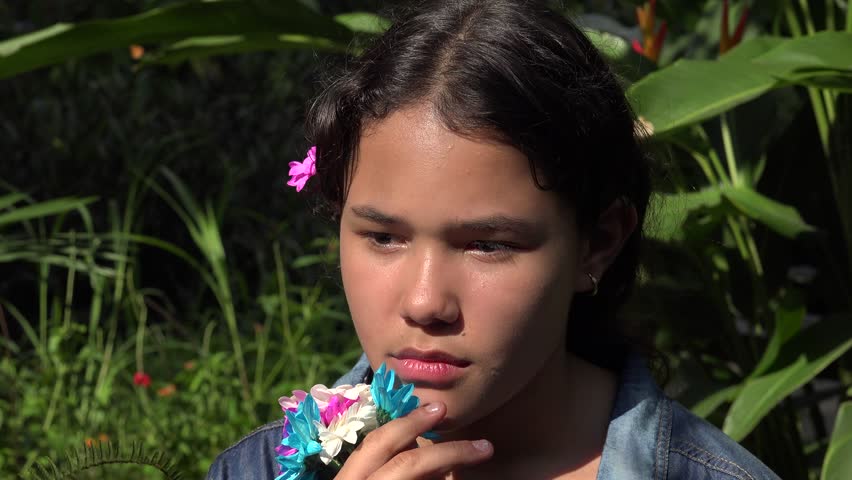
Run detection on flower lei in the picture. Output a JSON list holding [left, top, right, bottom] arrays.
[[275, 364, 429, 480]]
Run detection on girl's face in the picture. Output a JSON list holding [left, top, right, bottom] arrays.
[[339, 104, 588, 430]]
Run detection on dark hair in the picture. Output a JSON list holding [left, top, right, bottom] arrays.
[[305, 0, 652, 371]]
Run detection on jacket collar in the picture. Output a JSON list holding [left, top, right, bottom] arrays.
[[597, 353, 671, 480]]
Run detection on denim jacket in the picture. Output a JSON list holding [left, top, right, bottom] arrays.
[[207, 353, 779, 479]]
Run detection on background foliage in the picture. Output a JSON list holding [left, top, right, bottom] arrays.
[[1, 0, 851, 478]]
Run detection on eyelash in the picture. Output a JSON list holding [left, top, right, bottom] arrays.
[[360, 232, 519, 259]]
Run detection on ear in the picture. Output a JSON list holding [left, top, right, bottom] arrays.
[[574, 198, 639, 293]]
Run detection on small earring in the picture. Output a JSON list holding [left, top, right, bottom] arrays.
[[587, 273, 599, 297]]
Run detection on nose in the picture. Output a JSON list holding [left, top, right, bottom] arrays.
[[399, 247, 460, 326]]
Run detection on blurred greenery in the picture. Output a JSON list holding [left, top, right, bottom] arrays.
[[1, 0, 851, 479]]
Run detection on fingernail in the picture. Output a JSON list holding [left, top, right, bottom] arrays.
[[472, 440, 492, 452], [424, 403, 441, 413]]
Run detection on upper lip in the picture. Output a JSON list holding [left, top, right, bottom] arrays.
[[393, 348, 470, 367]]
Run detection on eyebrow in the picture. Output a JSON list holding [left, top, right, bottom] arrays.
[[349, 205, 542, 237]]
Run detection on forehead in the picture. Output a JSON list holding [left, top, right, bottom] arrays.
[[347, 104, 569, 226]]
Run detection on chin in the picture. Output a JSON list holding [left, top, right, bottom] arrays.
[[414, 387, 481, 433]]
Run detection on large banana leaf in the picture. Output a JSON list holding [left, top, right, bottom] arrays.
[[822, 401, 852, 480], [629, 32, 852, 137], [755, 32, 852, 80], [723, 314, 852, 441], [0, 0, 354, 79], [142, 33, 347, 65], [142, 12, 391, 64]]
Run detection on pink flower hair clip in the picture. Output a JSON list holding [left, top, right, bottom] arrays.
[[287, 146, 317, 192]]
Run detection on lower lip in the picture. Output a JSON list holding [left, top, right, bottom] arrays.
[[389, 357, 467, 386]]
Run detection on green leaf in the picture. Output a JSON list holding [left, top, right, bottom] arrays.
[[754, 32, 852, 78], [144, 33, 346, 66], [0, 193, 27, 210], [291, 254, 327, 269], [719, 36, 786, 62], [822, 401, 852, 480], [750, 288, 805, 378], [334, 12, 391, 34], [723, 314, 852, 441], [691, 384, 742, 419], [645, 187, 723, 241], [644, 184, 812, 243], [584, 29, 655, 82], [0, 0, 352, 79], [0, 197, 98, 228], [720, 185, 816, 239], [628, 36, 781, 137], [755, 32, 852, 93], [629, 33, 852, 137]]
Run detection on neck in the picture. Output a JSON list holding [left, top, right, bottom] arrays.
[[444, 350, 618, 479]]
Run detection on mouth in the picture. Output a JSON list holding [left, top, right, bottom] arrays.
[[389, 349, 470, 387]]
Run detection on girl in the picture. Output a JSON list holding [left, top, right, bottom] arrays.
[[209, 1, 779, 478]]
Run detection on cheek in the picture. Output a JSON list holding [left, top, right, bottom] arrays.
[[466, 254, 575, 348], [339, 236, 395, 342]]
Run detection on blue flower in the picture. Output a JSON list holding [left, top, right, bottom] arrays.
[[276, 449, 317, 480], [371, 363, 420, 425], [276, 395, 323, 480]]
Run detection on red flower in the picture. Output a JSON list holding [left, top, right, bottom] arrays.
[[720, 0, 749, 54], [633, 0, 667, 63], [133, 371, 151, 388]]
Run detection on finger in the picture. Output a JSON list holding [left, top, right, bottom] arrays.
[[369, 439, 493, 480], [336, 403, 446, 479]]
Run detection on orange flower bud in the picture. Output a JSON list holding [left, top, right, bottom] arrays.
[[129, 45, 145, 60], [157, 383, 177, 397]]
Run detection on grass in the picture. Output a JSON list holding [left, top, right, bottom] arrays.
[[0, 171, 360, 478]]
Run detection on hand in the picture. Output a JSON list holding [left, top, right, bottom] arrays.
[[335, 402, 493, 479]]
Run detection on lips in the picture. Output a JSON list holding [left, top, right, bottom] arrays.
[[389, 348, 470, 387], [393, 348, 471, 367]]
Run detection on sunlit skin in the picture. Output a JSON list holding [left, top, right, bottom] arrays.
[[339, 104, 636, 479]]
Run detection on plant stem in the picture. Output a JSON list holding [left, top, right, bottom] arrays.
[[42, 375, 64, 431], [740, 217, 764, 277], [848, 0, 852, 31], [274, 242, 300, 378], [135, 294, 146, 374], [720, 113, 740, 186], [798, 0, 816, 34], [822, 90, 837, 123], [785, 0, 803, 35], [826, 0, 836, 30], [696, 126, 732, 184], [38, 262, 48, 365], [62, 234, 77, 331], [726, 217, 752, 264], [784, 1, 833, 156], [809, 93, 832, 156]]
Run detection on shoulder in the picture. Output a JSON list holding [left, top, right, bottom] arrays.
[[665, 399, 780, 480], [598, 353, 780, 480], [206, 420, 283, 480]]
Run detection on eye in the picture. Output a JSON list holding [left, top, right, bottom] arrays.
[[467, 240, 518, 258], [361, 232, 402, 250]]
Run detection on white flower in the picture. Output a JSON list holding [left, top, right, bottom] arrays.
[[315, 401, 378, 465], [311, 383, 373, 409]]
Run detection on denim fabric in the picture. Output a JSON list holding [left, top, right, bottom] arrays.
[[206, 353, 779, 479]]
